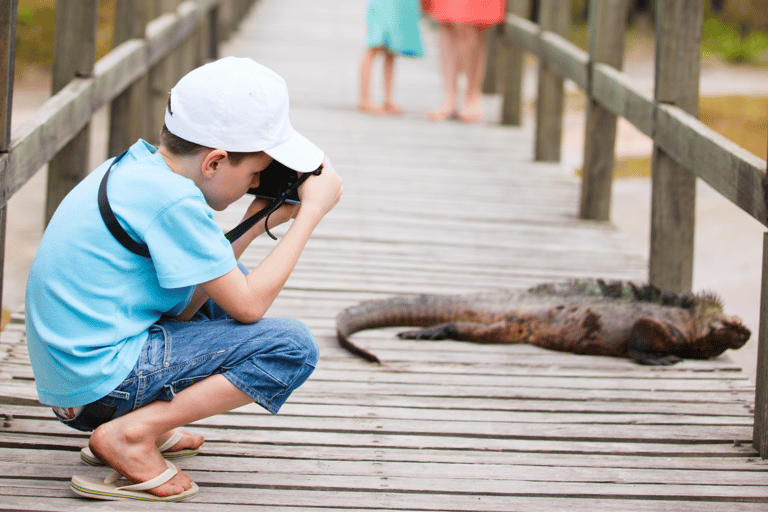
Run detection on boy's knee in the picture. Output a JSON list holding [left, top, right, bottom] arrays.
[[286, 318, 319, 367], [269, 318, 318, 369]]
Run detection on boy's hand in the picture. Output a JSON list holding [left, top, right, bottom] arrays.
[[298, 156, 343, 217], [242, 196, 299, 228]]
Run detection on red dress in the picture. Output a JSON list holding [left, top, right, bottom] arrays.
[[425, 0, 506, 28]]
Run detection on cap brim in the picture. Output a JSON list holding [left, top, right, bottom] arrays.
[[263, 128, 324, 173]]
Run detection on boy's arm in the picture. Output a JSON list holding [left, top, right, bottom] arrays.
[[176, 158, 342, 323], [174, 198, 296, 321]]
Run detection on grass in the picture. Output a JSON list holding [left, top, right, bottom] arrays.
[[1, 309, 9, 332], [15, 0, 116, 78]]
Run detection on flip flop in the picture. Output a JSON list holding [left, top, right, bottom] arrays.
[[80, 430, 199, 466], [71, 460, 198, 502]]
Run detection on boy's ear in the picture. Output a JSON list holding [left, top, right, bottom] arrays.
[[201, 149, 228, 178]]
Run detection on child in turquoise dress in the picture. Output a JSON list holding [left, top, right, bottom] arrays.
[[358, 0, 424, 115]]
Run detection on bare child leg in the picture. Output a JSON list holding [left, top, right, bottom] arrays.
[[358, 47, 388, 115], [427, 23, 460, 121], [382, 51, 403, 114], [458, 24, 488, 123], [89, 374, 252, 498]]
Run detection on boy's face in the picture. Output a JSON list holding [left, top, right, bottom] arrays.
[[201, 152, 274, 211]]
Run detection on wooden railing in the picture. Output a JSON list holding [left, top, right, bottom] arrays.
[[486, 0, 768, 456], [0, 0, 255, 318]]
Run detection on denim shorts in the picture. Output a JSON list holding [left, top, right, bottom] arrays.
[[55, 298, 319, 432]]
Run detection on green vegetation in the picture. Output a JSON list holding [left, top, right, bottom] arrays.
[[15, 1, 56, 71], [15, 0, 116, 76], [702, 17, 768, 65]]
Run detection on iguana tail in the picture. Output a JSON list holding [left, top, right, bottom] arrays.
[[336, 295, 468, 363]]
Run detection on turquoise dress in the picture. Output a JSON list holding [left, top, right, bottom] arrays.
[[366, 0, 424, 57]]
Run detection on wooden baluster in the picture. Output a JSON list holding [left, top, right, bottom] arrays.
[[578, 0, 630, 221], [45, 0, 99, 226], [754, 143, 768, 457], [0, 0, 17, 326], [648, 0, 702, 294], [500, 0, 531, 126], [109, 0, 151, 156], [533, 0, 569, 162]]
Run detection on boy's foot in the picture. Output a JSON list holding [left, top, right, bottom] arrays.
[[157, 429, 205, 455], [71, 461, 198, 502], [81, 429, 204, 465], [87, 422, 196, 498], [357, 101, 388, 115]]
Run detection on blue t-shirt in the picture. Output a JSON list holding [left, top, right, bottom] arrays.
[[25, 140, 237, 407]]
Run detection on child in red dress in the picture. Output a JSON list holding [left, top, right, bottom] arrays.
[[424, 0, 506, 122]]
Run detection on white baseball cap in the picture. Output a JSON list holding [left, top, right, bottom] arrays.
[[165, 57, 324, 172]]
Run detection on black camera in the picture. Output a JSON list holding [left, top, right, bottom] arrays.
[[248, 160, 301, 204]]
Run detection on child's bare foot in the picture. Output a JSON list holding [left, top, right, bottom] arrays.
[[357, 101, 388, 115], [459, 97, 484, 123], [157, 429, 205, 454], [89, 421, 195, 498], [383, 103, 404, 115], [426, 104, 458, 122]]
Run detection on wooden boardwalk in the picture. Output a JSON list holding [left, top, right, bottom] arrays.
[[0, 0, 765, 509]]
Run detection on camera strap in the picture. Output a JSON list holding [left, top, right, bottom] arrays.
[[225, 168, 320, 243], [98, 152, 321, 257]]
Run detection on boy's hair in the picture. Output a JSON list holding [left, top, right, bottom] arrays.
[[160, 98, 261, 166]]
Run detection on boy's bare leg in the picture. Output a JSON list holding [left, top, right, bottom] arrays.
[[89, 374, 252, 497], [358, 48, 387, 115], [382, 52, 403, 114], [427, 23, 460, 121]]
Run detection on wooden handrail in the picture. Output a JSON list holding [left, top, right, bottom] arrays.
[[499, 11, 768, 227]]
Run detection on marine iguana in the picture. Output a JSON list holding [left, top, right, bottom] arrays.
[[336, 280, 750, 366]]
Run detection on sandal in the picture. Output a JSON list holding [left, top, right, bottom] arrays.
[[80, 430, 199, 466], [71, 460, 198, 502]]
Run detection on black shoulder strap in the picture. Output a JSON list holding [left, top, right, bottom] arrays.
[[98, 152, 151, 258]]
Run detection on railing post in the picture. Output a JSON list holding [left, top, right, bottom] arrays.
[[45, 0, 99, 226], [499, 0, 531, 126], [648, 0, 702, 293], [533, 0, 570, 162], [482, 26, 501, 94], [755, 234, 768, 457], [146, 0, 182, 146], [108, 0, 151, 156], [578, 0, 630, 221], [0, 0, 17, 326]]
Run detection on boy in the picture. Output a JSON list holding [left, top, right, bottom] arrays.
[[25, 57, 343, 501]]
